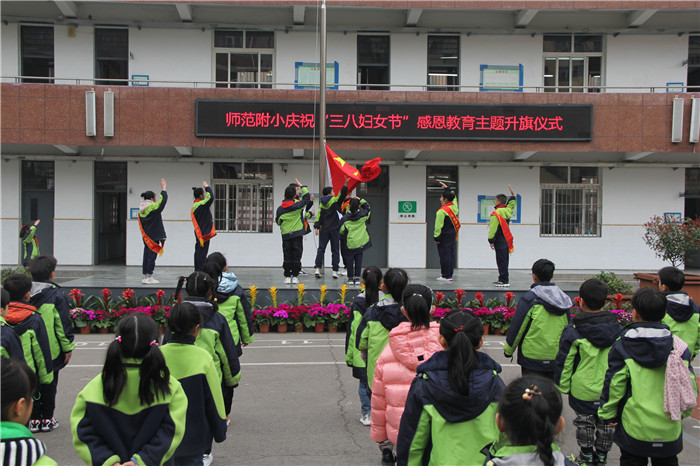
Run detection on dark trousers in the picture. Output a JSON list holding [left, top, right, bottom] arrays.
[[437, 242, 456, 279], [32, 370, 58, 420], [495, 246, 509, 283], [314, 228, 341, 271], [142, 242, 158, 275], [344, 252, 364, 279], [222, 385, 234, 416], [282, 236, 303, 277], [620, 450, 678, 466], [521, 368, 555, 381], [194, 238, 210, 271], [573, 413, 614, 456]]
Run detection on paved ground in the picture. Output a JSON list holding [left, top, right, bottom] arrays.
[[41, 332, 700, 465]]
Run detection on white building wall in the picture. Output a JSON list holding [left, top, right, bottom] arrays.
[[606, 35, 688, 91], [276, 31, 357, 90], [130, 27, 212, 87], [54, 25, 93, 84], [0, 159, 21, 264], [1, 23, 19, 79], [391, 34, 427, 91], [461, 35, 543, 91], [388, 165, 427, 268], [54, 160, 93, 264]]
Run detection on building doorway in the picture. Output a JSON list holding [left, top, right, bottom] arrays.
[[685, 168, 700, 267], [95, 162, 127, 264], [356, 166, 389, 268], [426, 166, 459, 269], [21, 161, 55, 259]]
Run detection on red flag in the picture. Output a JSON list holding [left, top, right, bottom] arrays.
[[325, 143, 382, 195]]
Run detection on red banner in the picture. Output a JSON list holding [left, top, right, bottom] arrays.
[[325, 143, 382, 195]]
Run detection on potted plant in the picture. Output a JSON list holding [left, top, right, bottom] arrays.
[[271, 307, 290, 333], [287, 305, 308, 332], [70, 308, 97, 334], [638, 215, 700, 300], [305, 304, 325, 332], [252, 307, 273, 333]]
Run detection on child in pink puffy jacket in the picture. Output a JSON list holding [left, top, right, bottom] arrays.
[[370, 284, 443, 464]]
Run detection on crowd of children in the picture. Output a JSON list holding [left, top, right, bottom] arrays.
[[1, 252, 698, 465]]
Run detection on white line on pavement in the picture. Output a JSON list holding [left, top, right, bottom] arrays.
[[64, 362, 525, 368]]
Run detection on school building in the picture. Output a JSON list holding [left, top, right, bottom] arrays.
[[1, 0, 699, 272]]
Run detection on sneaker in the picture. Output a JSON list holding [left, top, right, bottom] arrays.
[[292, 276, 299, 284], [226, 415, 231, 426], [202, 453, 213, 466], [354, 277, 362, 285], [314, 267, 321, 278], [360, 413, 371, 426], [381, 448, 396, 465], [40, 419, 53, 432], [29, 420, 40, 433], [141, 277, 150, 284], [145, 276, 160, 285], [332, 271, 339, 279], [573, 452, 595, 466], [284, 276, 292, 284], [436, 276, 453, 281], [493, 281, 510, 287], [340, 270, 347, 276], [49, 418, 59, 430], [299, 269, 309, 275], [594, 453, 607, 466]]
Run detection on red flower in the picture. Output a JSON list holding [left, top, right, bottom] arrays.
[[614, 293, 623, 309], [573, 296, 581, 306], [455, 289, 465, 307], [474, 292, 484, 308], [504, 292, 515, 308], [68, 288, 83, 303], [435, 292, 445, 305], [121, 288, 135, 301], [156, 289, 165, 306], [101, 288, 111, 302]]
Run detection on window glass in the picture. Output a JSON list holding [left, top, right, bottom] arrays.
[[213, 162, 273, 232], [214, 30, 274, 88], [571, 167, 599, 184], [21, 25, 54, 83], [427, 35, 459, 91], [358, 35, 390, 90], [543, 34, 571, 53], [688, 36, 700, 90], [540, 167, 568, 184], [215, 30, 243, 48], [574, 35, 603, 53], [95, 28, 128, 85], [246, 31, 274, 49], [540, 167, 601, 237]]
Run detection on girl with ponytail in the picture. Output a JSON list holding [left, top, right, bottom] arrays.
[[484, 376, 574, 466], [161, 303, 228, 465], [70, 313, 187, 466], [396, 310, 505, 466], [357, 268, 409, 393], [345, 266, 384, 426], [370, 285, 443, 464], [168, 271, 240, 426]]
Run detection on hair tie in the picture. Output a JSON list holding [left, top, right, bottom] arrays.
[[454, 326, 464, 332], [522, 385, 542, 401], [115, 336, 122, 343], [150, 340, 158, 347]]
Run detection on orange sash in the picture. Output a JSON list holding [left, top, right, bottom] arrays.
[[439, 203, 461, 241], [491, 211, 514, 254], [191, 209, 216, 247], [137, 216, 163, 255]]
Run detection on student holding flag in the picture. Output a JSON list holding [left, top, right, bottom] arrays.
[[192, 181, 216, 271], [434, 181, 460, 282], [488, 184, 516, 287], [138, 178, 167, 284]]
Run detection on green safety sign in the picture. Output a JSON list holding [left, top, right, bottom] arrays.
[[398, 201, 417, 214]]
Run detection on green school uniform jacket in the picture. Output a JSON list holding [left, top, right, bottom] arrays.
[[357, 295, 407, 390], [598, 322, 698, 458], [6, 302, 53, 384], [553, 311, 621, 414], [30, 281, 75, 369], [662, 291, 700, 359], [434, 198, 459, 244], [161, 337, 227, 458], [1, 317, 26, 363], [396, 351, 505, 466], [216, 291, 254, 351], [339, 199, 371, 253], [21, 225, 40, 265], [275, 186, 312, 239], [483, 437, 576, 466], [503, 283, 572, 372], [70, 358, 187, 466], [1, 421, 57, 466], [487, 197, 516, 244], [345, 290, 385, 381]]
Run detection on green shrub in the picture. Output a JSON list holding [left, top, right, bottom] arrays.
[[591, 271, 634, 295], [1, 266, 30, 284]]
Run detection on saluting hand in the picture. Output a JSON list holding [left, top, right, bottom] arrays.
[[161, 178, 167, 190], [202, 181, 209, 188], [33, 219, 40, 226], [509, 184, 515, 196], [439, 181, 448, 188]]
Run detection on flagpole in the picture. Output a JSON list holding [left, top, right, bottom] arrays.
[[319, 0, 327, 194]]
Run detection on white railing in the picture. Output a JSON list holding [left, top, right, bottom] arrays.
[[1, 76, 695, 94]]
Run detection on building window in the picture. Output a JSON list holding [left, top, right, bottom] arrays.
[[543, 34, 602, 92], [215, 30, 274, 88], [213, 162, 274, 233], [540, 167, 601, 237], [688, 36, 700, 91], [357, 35, 389, 90], [427, 35, 459, 91], [95, 28, 129, 85], [21, 25, 54, 83]]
